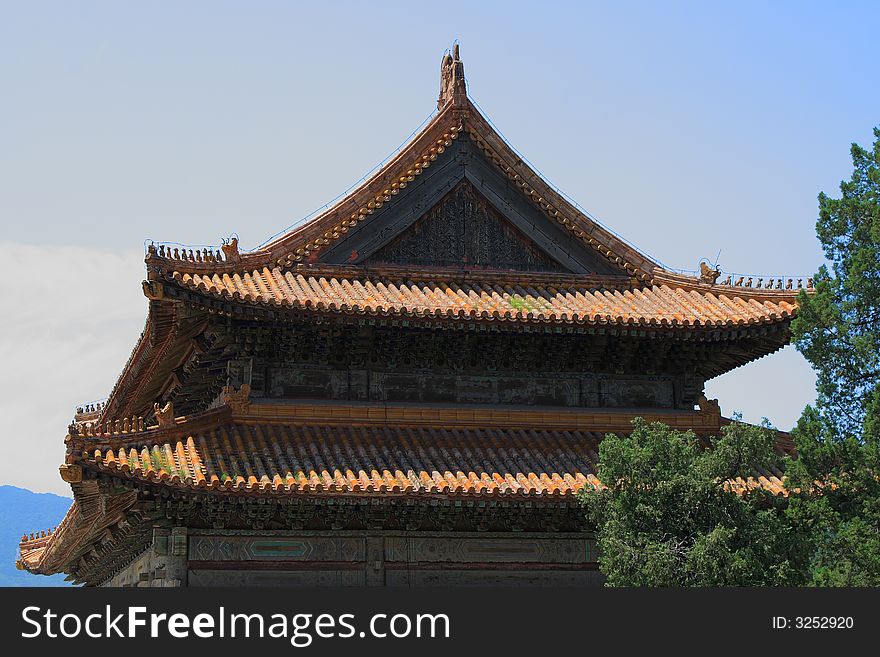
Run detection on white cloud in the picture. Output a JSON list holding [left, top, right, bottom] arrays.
[[0, 243, 146, 495], [0, 242, 819, 494]]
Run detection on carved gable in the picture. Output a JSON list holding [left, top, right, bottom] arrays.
[[364, 180, 565, 272]]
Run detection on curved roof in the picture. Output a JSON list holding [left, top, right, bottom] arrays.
[[19, 398, 791, 578], [139, 46, 806, 331], [163, 267, 797, 329], [144, 100, 659, 282]]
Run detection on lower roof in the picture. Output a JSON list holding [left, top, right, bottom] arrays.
[[20, 401, 790, 577], [85, 421, 604, 498], [71, 400, 790, 498]]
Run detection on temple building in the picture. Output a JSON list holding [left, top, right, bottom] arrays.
[[19, 47, 806, 586]]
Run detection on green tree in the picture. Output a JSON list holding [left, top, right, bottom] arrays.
[[792, 127, 880, 437], [784, 408, 880, 585], [579, 419, 807, 586], [787, 127, 880, 585]]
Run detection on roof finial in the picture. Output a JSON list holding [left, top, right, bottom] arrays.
[[438, 43, 466, 109], [699, 259, 721, 284]]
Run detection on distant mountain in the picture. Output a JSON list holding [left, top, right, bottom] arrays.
[[0, 485, 72, 586]]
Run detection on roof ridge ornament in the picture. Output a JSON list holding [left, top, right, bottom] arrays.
[[438, 43, 466, 109], [220, 382, 251, 414], [696, 394, 722, 418], [154, 401, 176, 429], [221, 236, 241, 263], [699, 259, 721, 284]]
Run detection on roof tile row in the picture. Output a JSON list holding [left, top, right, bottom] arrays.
[[170, 270, 797, 328], [80, 422, 787, 497]]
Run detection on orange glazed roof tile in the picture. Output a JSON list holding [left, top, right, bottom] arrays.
[[73, 421, 787, 498], [139, 45, 809, 331], [82, 423, 601, 497], [164, 269, 797, 328]]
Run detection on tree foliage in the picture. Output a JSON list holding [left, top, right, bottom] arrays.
[[785, 128, 880, 585], [784, 408, 880, 585], [791, 127, 880, 437], [579, 419, 807, 586]]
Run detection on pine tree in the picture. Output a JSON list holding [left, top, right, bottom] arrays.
[[579, 419, 807, 586], [787, 127, 880, 585]]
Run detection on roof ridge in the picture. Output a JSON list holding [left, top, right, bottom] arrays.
[[652, 269, 812, 297], [66, 404, 233, 453]]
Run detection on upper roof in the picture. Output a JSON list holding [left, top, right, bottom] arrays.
[[141, 46, 808, 323], [87, 45, 810, 425], [164, 267, 797, 328], [145, 57, 657, 280]]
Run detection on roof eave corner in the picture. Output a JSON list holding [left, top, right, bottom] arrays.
[[144, 243, 168, 284]]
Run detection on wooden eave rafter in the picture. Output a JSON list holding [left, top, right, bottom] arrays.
[[17, 479, 141, 581], [98, 300, 213, 424]]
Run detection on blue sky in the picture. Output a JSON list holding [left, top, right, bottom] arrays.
[[1, 1, 878, 493]]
